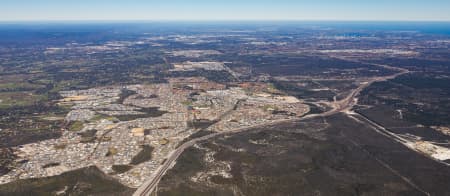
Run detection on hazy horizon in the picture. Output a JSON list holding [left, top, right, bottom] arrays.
[[1, 0, 450, 21]]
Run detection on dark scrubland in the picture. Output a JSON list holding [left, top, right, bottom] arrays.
[[111, 165, 134, 174], [130, 145, 155, 165], [272, 80, 337, 101], [357, 106, 450, 142], [0, 166, 134, 196], [0, 149, 15, 176], [225, 54, 397, 78], [0, 103, 67, 148], [358, 72, 450, 142], [368, 57, 450, 72], [167, 70, 237, 83], [115, 107, 168, 121], [158, 114, 450, 196]]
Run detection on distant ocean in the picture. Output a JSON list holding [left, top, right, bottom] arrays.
[[311, 21, 450, 35]]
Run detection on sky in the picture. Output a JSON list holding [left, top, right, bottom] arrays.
[[1, 0, 450, 21]]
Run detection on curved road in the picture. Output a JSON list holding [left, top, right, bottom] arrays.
[[134, 64, 410, 196]]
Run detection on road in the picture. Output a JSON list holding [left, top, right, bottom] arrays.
[[133, 64, 410, 196]]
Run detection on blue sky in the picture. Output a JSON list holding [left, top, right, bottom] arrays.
[[1, 0, 449, 21]]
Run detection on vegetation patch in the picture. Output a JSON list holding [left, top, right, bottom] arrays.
[[105, 147, 118, 157], [67, 121, 84, 132], [0, 166, 134, 196], [130, 145, 154, 165], [0, 82, 44, 92], [0, 148, 16, 176], [53, 143, 67, 150], [117, 89, 137, 104], [80, 137, 96, 143], [42, 163, 60, 169], [189, 119, 218, 129], [77, 129, 97, 138], [116, 107, 167, 121], [89, 114, 118, 123], [111, 165, 133, 174], [0, 92, 47, 109]]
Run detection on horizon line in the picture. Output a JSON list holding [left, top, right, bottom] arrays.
[[1, 19, 450, 24]]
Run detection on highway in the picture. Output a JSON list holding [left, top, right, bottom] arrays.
[[133, 64, 410, 196]]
